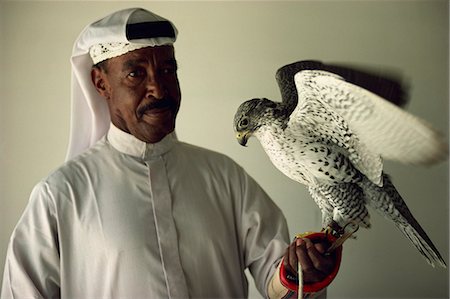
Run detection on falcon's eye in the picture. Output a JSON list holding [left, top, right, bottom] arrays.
[[239, 118, 249, 128]]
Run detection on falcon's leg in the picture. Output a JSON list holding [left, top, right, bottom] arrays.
[[308, 186, 334, 230], [315, 183, 370, 250], [318, 183, 370, 228]]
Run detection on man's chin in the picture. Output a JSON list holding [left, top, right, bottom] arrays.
[[135, 123, 175, 144]]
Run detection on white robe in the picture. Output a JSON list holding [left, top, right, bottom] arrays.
[[1, 124, 290, 298]]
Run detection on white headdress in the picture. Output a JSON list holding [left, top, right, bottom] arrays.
[[66, 8, 177, 161]]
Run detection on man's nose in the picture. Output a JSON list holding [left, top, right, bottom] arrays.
[[146, 72, 166, 100]]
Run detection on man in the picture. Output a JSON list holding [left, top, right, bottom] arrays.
[[1, 8, 338, 298]]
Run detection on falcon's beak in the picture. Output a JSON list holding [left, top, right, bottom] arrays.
[[236, 131, 251, 146]]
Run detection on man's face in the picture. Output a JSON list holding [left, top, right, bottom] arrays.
[[92, 45, 181, 143]]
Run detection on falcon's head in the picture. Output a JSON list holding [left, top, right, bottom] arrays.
[[233, 98, 281, 146]]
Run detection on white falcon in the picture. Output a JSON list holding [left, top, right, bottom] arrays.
[[233, 60, 447, 267]]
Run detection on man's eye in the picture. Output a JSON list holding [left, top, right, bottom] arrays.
[[161, 67, 176, 75], [128, 69, 145, 78]]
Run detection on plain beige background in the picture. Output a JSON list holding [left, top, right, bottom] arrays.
[[0, 1, 448, 298]]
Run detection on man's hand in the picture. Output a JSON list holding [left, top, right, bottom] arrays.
[[283, 237, 336, 284], [269, 234, 341, 298]]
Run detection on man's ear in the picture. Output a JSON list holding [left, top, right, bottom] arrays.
[[91, 67, 110, 99]]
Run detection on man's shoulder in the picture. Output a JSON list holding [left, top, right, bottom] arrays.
[[44, 141, 111, 185]]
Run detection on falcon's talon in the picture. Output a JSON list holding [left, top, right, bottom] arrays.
[[326, 222, 360, 253], [323, 221, 344, 239]]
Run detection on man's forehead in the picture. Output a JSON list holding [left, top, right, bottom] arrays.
[[131, 45, 174, 55]]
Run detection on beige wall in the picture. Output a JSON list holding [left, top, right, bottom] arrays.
[[0, 1, 448, 298]]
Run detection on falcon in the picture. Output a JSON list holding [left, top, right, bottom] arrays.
[[233, 60, 447, 267]]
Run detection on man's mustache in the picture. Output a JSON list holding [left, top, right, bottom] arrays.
[[137, 98, 176, 118]]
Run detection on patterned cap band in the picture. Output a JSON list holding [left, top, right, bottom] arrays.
[[89, 42, 153, 65]]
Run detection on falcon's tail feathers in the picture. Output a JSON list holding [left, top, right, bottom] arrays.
[[398, 219, 447, 268], [364, 174, 447, 268]]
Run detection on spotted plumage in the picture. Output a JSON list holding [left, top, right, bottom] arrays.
[[234, 60, 447, 267]]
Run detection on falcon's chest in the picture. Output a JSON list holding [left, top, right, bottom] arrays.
[[254, 124, 316, 185], [254, 124, 356, 186]]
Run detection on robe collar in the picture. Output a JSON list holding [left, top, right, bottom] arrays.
[[107, 123, 177, 160]]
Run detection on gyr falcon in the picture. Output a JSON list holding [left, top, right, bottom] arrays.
[[233, 60, 447, 268]]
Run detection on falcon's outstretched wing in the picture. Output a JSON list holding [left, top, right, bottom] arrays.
[[275, 60, 408, 116], [292, 70, 448, 165], [288, 71, 384, 186]]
